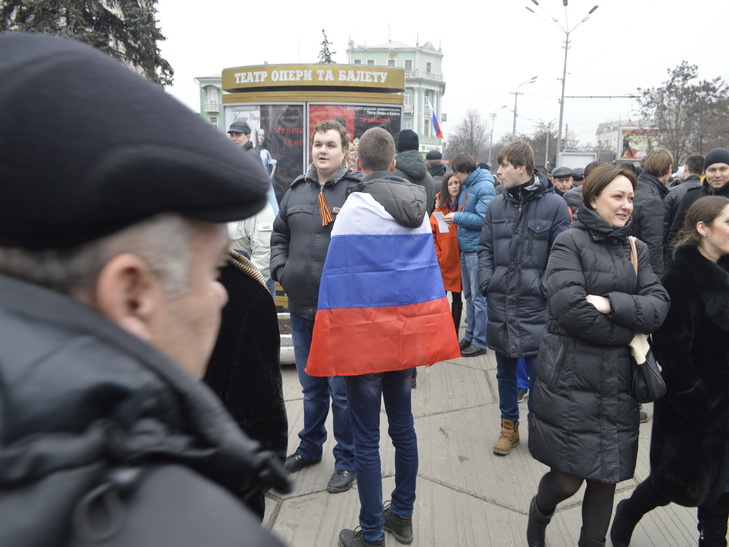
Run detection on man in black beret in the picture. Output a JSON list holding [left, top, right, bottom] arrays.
[[0, 32, 287, 547]]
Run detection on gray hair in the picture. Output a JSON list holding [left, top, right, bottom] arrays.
[[0, 214, 198, 299]]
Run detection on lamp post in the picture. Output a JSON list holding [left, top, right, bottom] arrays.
[[511, 76, 538, 139], [488, 105, 508, 165], [525, 1, 598, 157]]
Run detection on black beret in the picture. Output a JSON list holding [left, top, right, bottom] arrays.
[[425, 150, 442, 160], [0, 33, 270, 249], [396, 130, 419, 153]]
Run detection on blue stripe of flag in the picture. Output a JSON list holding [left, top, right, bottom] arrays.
[[318, 232, 446, 310]]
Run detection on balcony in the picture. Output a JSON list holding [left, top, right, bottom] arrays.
[[404, 70, 443, 82], [204, 101, 219, 113], [404, 104, 413, 114]]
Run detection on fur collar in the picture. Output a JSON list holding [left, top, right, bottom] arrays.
[[673, 245, 729, 331]]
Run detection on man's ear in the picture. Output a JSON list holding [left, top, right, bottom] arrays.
[[91, 253, 161, 342], [388, 158, 396, 172]]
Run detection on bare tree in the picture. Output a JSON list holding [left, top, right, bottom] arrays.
[[639, 61, 729, 165], [445, 108, 489, 162]]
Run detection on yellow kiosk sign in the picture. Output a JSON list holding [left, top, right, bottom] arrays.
[[222, 64, 405, 93]]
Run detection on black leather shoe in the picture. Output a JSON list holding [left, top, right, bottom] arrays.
[[338, 528, 384, 546], [461, 344, 487, 357], [327, 469, 356, 493], [283, 453, 321, 474], [458, 338, 471, 350]]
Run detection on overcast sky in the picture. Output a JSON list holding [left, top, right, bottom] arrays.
[[156, 0, 729, 148]]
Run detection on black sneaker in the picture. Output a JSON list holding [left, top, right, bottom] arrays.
[[283, 453, 321, 474], [383, 501, 413, 544], [327, 469, 356, 493], [458, 338, 472, 350], [461, 344, 487, 358], [339, 528, 384, 546], [517, 388, 528, 403]]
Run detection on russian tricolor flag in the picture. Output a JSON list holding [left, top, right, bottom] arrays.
[[306, 192, 460, 377], [427, 98, 443, 139]]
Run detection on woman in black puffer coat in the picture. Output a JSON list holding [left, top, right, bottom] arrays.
[[610, 196, 729, 547], [527, 165, 670, 547]]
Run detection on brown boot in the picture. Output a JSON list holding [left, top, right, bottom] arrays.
[[492, 419, 520, 455]]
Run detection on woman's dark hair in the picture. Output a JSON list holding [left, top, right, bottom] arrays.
[[581, 164, 637, 209], [672, 195, 729, 249], [439, 171, 458, 208]]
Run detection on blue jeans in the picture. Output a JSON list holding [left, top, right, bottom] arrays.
[[266, 277, 276, 299], [347, 369, 418, 543], [290, 314, 355, 470], [517, 357, 530, 390], [461, 251, 487, 349], [495, 353, 536, 422]]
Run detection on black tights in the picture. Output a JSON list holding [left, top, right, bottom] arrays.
[[535, 468, 616, 542]]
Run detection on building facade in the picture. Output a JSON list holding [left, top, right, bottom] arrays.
[[194, 75, 223, 130], [346, 39, 446, 155]]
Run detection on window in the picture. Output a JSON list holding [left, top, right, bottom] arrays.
[[387, 59, 395, 67], [404, 60, 412, 71], [367, 59, 375, 66], [354, 59, 362, 65], [403, 93, 411, 105], [209, 116, 218, 126], [426, 62, 432, 74]]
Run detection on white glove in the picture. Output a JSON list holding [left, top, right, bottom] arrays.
[[629, 333, 651, 365]]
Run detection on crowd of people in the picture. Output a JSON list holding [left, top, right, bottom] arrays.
[[3, 32, 729, 547]]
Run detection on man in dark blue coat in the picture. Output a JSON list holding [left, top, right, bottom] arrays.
[[478, 141, 570, 456]]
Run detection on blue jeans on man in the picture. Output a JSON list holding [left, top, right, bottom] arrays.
[[461, 251, 487, 349], [290, 314, 355, 470], [495, 353, 536, 422], [346, 369, 418, 543]]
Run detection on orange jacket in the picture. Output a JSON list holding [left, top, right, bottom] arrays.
[[430, 193, 462, 292]]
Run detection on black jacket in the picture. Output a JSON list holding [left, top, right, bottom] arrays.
[[632, 171, 669, 275], [477, 172, 571, 356], [0, 274, 286, 546], [270, 162, 362, 320], [663, 175, 702, 257], [649, 245, 729, 506], [666, 180, 729, 254], [529, 207, 669, 483]]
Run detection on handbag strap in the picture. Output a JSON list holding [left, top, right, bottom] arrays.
[[628, 236, 638, 275]]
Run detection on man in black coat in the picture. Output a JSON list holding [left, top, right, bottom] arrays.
[[632, 148, 673, 275], [663, 154, 703, 263], [478, 141, 570, 457], [0, 33, 287, 547], [667, 148, 729, 252]]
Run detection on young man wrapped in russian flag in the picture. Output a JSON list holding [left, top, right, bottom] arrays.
[[306, 127, 460, 547]]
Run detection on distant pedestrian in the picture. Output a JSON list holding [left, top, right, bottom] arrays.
[[443, 153, 495, 358], [431, 171, 463, 332]]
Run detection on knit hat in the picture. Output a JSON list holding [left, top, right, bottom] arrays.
[[396, 130, 419, 152], [704, 148, 729, 170], [228, 119, 252, 134], [0, 33, 269, 249], [426, 150, 442, 160]]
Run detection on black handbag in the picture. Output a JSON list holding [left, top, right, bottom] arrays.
[[628, 236, 667, 403]]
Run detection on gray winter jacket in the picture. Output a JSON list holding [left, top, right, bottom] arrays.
[[270, 162, 362, 320], [529, 207, 669, 483], [477, 172, 571, 356], [359, 171, 427, 227], [393, 150, 436, 215]]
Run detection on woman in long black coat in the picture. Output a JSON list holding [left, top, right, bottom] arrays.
[[527, 165, 670, 547], [610, 195, 729, 547]]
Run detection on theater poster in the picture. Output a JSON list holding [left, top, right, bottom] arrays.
[[309, 104, 402, 169]]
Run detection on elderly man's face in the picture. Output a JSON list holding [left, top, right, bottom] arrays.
[[150, 223, 229, 378], [554, 176, 573, 194]]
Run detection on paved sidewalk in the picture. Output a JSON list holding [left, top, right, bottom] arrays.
[[265, 349, 700, 546]]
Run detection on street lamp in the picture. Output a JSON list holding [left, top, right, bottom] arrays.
[[512, 76, 538, 139], [488, 105, 508, 165], [526, 1, 598, 157]]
